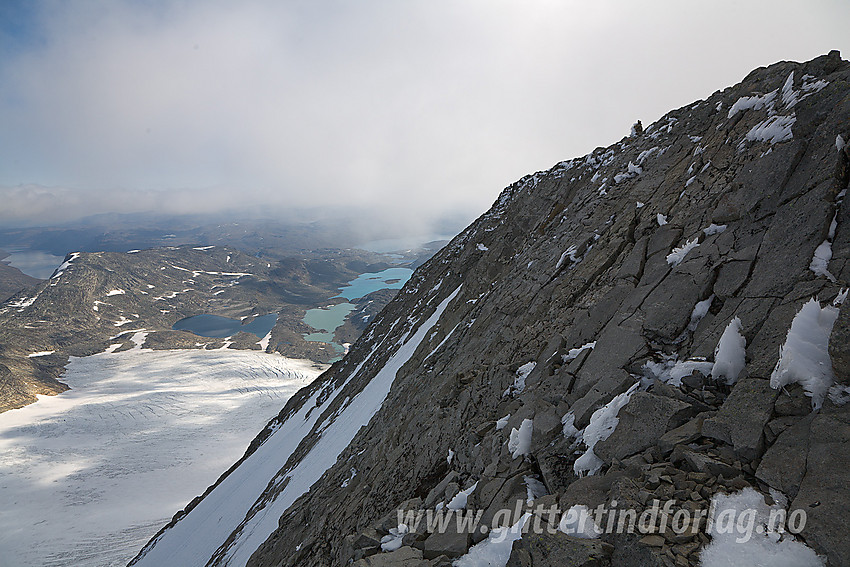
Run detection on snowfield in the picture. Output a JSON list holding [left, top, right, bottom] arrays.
[[0, 346, 322, 567]]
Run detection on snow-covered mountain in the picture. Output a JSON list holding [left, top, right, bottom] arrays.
[[132, 52, 850, 567]]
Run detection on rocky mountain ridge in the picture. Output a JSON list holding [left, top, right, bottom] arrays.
[[132, 52, 850, 566], [0, 252, 41, 303]]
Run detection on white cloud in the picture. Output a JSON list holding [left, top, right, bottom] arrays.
[[0, 0, 848, 226]]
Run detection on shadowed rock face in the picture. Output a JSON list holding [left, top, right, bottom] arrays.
[[131, 52, 850, 567]]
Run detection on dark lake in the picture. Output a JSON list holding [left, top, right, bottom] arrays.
[[0, 247, 65, 279], [172, 313, 278, 338]]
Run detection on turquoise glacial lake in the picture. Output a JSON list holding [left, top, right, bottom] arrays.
[[302, 303, 356, 352], [302, 268, 413, 354], [172, 313, 278, 338], [333, 267, 414, 301]]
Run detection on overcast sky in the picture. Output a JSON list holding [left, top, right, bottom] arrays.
[[1, 0, 848, 229]]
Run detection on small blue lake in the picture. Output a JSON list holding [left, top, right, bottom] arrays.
[[172, 313, 278, 338]]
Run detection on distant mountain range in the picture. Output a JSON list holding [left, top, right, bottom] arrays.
[[0, 243, 424, 412], [0, 208, 469, 257]]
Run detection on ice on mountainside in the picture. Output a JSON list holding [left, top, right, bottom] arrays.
[[561, 410, 578, 438], [614, 161, 642, 184], [559, 505, 603, 539], [726, 72, 824, 152], [745, 114, 796, 145], [454, 513, 532, 567], [810, 241, 836, 281], [508, 419, 533, 459], [564, 341, 596, 361], [523, 475, 548, 504], [340, 467, 356, 488], [810, 213, 838, 281], [644, 356, 713, 388], [555, 244, 581, 271], [573, 383, 639, 476], [636, 146, 659, 164], [688, 295, 714, 331], [727, 89, 778, 118], [424, 321, 460, 361], [51, 252, 80, 280], [379, 524, 408, 552], [770, 298, 840, 410], [27, 350, 55, 357], [700, 488, 824, 567], [504, 361, 536, 396], [781, 71, 799, 107], [703, 223, 727, 236], [666, 238, 700, 267], [447, 481, 478, 510], [711, 317, 747, 385]]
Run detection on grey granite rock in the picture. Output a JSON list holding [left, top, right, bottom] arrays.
[[791, 406, 850, 566], [507, 531, 613, 567], [829, 302, 850, 384], [657, 413, 713, 455], [353, 546, 428, 567], [702, 378, 778, 460], [595, 392, 697, 463], [755, 414, 813, 499], [422, 520, 471, 560]]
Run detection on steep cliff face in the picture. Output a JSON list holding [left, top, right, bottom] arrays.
[[132, 52, 850, 567]]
